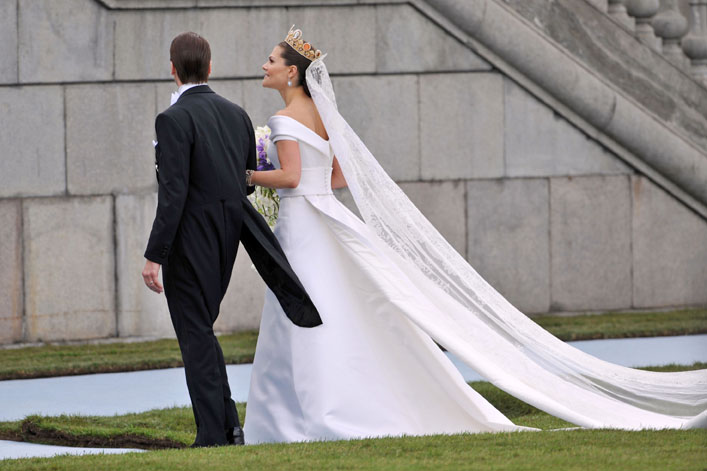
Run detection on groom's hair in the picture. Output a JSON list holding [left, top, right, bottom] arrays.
[[170, 32, 211, 84]]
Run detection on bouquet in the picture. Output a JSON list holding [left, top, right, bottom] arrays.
[[248, 125, 280, 229]]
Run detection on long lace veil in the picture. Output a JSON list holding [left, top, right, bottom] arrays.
[[306, 58, 706, 430]]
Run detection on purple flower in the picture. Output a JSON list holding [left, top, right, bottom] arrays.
[[257, 150, 275, 171], [257, 162, 275, 171], [254, 128, 275, 171]]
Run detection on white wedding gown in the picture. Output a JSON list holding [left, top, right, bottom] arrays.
[[244, 115, 531, 444], [244, 60, 706, 445]]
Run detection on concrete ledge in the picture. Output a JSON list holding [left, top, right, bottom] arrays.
[[467, 179, 550, 314], [504, 78, 632, 178], [335, 75, 420, 181], [65, 83, 157, 195], [398, 181, 467, 257], [286, 6, 377, 75], [0, 201, 23, 344], [114, 10, 206, 82], [19, 0, 113, 83], [0, 1, 17, 84], [420, 73, 504, 180], [23, 196, 116, 342], [376, 4, 491, 73], [0, 86, 65, 198], [95, 0, 407, 8], [116, 193, 173, 338], [242, 79, 288, 130], [632, 176, 707, 308], [550, 175, 632, 311]]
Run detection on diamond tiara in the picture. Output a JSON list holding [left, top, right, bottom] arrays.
[[284, 25, 323, 61]]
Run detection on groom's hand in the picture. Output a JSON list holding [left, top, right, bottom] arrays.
[[142, 260, 164, 294]]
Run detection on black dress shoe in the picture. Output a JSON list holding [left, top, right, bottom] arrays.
[[226, 426, 245, 445]]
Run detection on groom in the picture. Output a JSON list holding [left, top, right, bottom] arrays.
[[142, 32, 321, 447]]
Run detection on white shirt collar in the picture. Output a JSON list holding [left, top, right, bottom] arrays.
[[170, 83, 208, 106]]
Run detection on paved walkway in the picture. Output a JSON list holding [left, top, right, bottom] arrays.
[[0, 364, 252, 422], [0, 440, 143, 461], [1, 334, 705, 461]]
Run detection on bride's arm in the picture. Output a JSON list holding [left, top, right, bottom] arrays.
[[251, 140, 301, 189], [331, 156, 347, 189]]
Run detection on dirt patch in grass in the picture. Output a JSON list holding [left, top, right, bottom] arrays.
[[0, 430, 23, 442], [1, 362, 183, 381], [19, 419, 186, 450]]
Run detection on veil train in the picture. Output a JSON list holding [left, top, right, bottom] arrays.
[[306, 58, 707, 430]]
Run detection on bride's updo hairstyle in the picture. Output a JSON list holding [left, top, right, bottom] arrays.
[[278, 41, 313, 97], [279, 26, 324, 98]]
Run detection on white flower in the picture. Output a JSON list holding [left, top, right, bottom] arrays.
[[255, 125, 271, 142], [248, 125, 279, 230]]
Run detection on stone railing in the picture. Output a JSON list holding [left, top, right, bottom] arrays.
[[425, 0, 707, 217], [599, 0, 707, 85]]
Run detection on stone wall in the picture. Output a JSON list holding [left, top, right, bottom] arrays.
[[1, 0, 706, 344]]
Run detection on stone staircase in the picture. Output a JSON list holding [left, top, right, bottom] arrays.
[[422, 0, 707, 219]]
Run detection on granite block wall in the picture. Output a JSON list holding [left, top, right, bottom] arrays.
[[1, 0, 705, 344]]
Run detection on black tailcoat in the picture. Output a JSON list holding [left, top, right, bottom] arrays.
[[144, 85, 321, 446]]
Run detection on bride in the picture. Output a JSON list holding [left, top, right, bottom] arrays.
[[242, 26, 707, 444]]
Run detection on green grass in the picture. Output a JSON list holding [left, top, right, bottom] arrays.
[[532, 307, 707, 341], [640, 362, 707, 372], [1, 311, 704, 469], [0, 331, 258, 380], [0, 380, 574, 450], [1, 424, 704, 471], [0, 407, 200, 449], [0, 364, 704, 469], [0, 308, 704, 380], [1, 364, 703, 451]]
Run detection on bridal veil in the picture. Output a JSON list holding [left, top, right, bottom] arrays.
[[306, 58, 707, 430]]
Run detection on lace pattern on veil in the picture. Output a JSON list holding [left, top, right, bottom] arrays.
[[305, 59, 707, 430]]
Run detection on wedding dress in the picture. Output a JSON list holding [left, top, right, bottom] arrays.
[[244, 114, 533, 444], [243, 60, 706, 444]]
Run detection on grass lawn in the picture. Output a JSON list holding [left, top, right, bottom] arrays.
[[1, 428, 704, 471], [532, 308, 707, 341], [1, 308, 705, 380], [0, 368, 704, 470], [0, 331, 258, 380]]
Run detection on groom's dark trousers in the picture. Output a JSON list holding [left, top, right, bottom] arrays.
[[144, 85, 321, 447]]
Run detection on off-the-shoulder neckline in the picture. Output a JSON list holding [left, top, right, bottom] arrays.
[[269, 115, 330, 143]]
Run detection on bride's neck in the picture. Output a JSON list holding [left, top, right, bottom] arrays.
[[280, 86, 308, 107]]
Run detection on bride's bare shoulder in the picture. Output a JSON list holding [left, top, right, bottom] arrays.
[[276, 101, 316, 120], [273, 104, 328, 139]]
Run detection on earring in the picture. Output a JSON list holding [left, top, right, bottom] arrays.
[[287, 80, 292, 87]]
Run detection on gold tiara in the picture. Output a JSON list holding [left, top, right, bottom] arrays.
[[285, 25, 323, 61]]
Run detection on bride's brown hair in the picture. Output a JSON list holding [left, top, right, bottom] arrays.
[[278, 42, 312, 98]]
